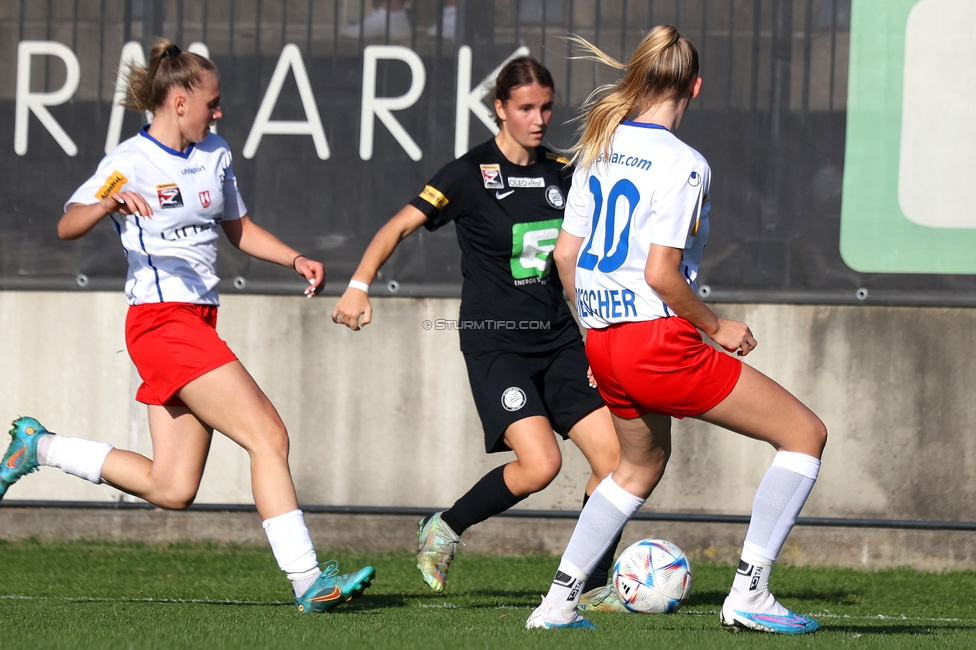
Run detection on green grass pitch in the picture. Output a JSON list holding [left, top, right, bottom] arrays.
[[1, 539, 975, 648]]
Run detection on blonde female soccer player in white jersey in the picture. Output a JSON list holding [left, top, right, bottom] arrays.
[[526, 26, 827, 634], [0, 39, 374, 614]]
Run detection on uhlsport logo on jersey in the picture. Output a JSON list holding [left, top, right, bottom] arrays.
[[198, 191, 211, 208], [840, 0, 976, 274], [688, 171, 702, 187], [510, 219, 561, 280], [156, 183, 184, 209], [480, 164, 504, 189], [501, 387, 526, 411]]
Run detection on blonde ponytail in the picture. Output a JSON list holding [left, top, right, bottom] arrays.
[[122, 38, 218, 113], [570, 26, 699, 168]]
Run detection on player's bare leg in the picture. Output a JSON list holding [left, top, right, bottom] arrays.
[[175, 360, 372, 611], [567, 406, 618, 494], [699, 363, 826, 458], [501, 415, 563, 495], [174, 360, 298, 519], [699, 363, 826, 634], [100, 406, 212, 509]]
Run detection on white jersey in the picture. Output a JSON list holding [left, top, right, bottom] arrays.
[[66, 128, 247, 305], [562, 121, 711, 329]]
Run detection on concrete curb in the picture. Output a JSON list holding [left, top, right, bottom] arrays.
[[2, 507, 976, 571]]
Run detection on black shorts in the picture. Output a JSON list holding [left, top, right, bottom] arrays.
[[463, 339, 607, 454]]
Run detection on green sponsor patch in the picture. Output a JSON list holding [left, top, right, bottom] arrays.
[[510, 219, 562, 279]]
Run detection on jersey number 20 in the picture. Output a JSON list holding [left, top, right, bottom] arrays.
[[577, 177, 640, 273]]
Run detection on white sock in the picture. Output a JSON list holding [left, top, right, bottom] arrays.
[[544, 476, 645, 609], [729, 451, 820, 610], [262, 509, 321, 597], [39, 434, 114, 484]]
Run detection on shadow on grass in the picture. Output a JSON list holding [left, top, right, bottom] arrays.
[[346, 589, 542, 610], [685, 590, 727, 607], [686, 588, 863, 608]]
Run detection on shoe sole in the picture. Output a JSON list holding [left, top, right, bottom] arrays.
[[720, 613, 820, 635]]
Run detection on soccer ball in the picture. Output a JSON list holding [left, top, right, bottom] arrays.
[[612, 538, 693, 614]]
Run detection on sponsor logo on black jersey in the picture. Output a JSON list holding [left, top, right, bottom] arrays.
[[480, 164, 504, 189], [507, 176, 545, 188], [156, 183, 184, 209], [95, 170, 127, 200], [199, 190, 211, 208], [545, 185, 565, 209]]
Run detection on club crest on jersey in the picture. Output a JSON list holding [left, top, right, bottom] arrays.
[[689, 171, 702, 187], [198, 191, 211, 208], [545, 185, 565, 209], [480, 164, 504, 189], [156, 183, 184, 209]]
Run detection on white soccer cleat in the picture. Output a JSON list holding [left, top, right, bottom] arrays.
[[720, 594, 820, 635], [526, 597, 597, 630]]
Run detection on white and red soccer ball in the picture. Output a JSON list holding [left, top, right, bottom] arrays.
[[613, 538, 693, 614]]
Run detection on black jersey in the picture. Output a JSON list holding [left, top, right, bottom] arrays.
[[409, 139, 581, 354]]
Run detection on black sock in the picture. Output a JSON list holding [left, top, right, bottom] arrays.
[[581, 492, 624, 593], [440, 464, 525, 536]]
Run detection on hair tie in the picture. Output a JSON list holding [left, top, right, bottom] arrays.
[[163, 45, 182, 59]]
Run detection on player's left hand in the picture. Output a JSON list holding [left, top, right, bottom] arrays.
[[587, 366, 598, 388], [294, 256, 325, 298]]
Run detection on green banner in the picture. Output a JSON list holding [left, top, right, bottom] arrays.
[[840, 0, 976, 273]]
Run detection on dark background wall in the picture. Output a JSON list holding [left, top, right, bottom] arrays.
[[1, 0, 973, 303]]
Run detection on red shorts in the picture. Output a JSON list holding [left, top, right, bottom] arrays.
[[125, 303, 238, 407], [585, 317, 741, 419]]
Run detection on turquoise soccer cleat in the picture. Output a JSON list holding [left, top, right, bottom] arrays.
[[0, 417, 48, 500], [721, 602, 820, 634], [294, 561, 375, 614]]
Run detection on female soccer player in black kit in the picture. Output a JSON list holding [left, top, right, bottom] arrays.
[[332, 57, 626, 609]]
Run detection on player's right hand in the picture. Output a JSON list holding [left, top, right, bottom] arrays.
[[104, 190, 154, 219], [711, 318, 757, 357], [332, 288, 372, 331]]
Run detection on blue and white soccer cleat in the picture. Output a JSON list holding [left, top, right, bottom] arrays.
[[294, 561, 375, 614], [721, 600, 820, 634], [0, 417, 48, 500], [526, 597, 597, 630]]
